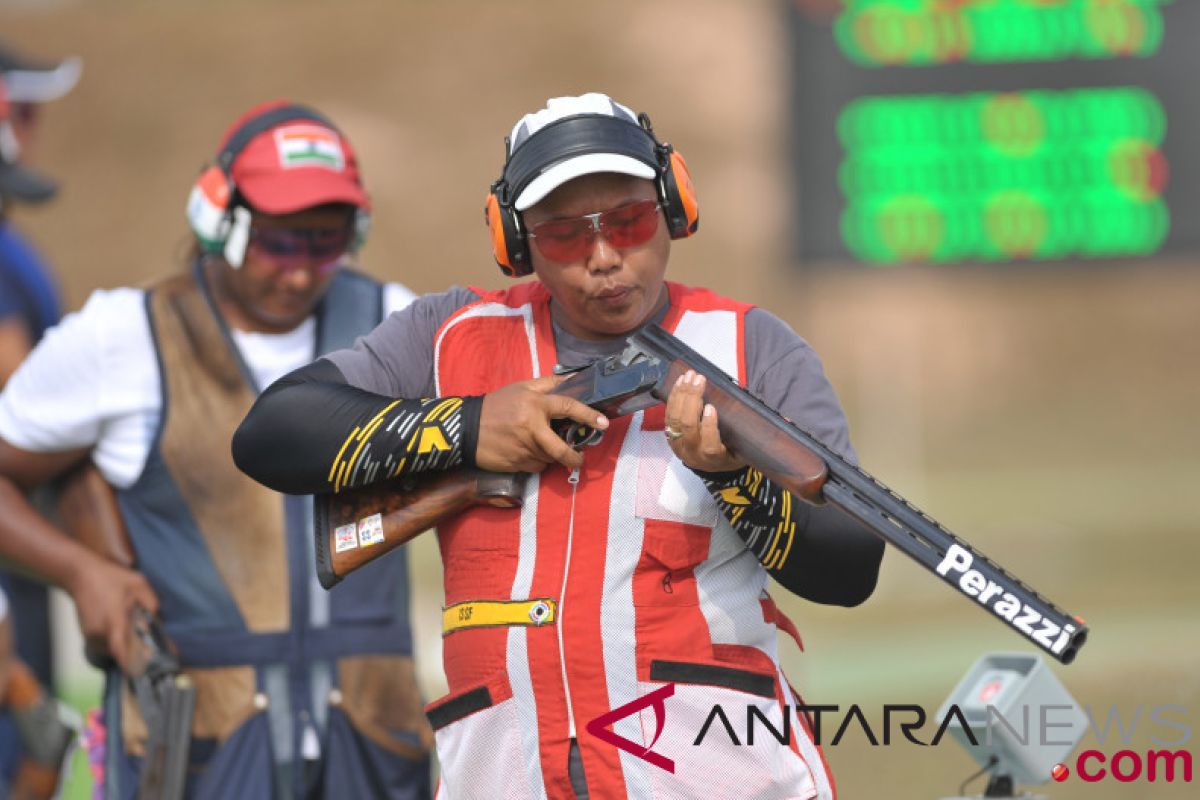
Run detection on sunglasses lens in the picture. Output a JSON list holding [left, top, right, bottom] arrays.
[[529, 200, 660, 263], [250, 226, 353, 272], [600, 200, 660, 248], [308, 228, 354, 259], [530, 218, 594, 262]]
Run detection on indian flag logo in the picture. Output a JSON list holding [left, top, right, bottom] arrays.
[[273, 124, 346, 171]]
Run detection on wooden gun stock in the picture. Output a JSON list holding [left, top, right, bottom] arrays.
[[314, 469, 525, 589], [652, 359, 831, 505]]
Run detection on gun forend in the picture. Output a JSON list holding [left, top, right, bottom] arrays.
[[630, 325, 829, 503]]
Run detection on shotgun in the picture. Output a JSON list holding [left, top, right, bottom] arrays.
[[55, 463, 195, 800], [314, 324, 1089, 665]]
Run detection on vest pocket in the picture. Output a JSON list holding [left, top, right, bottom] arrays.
[[424, 674, 513, 732], [648, 658, 776, 698], [426, 685, 496, 731], [336, 655, 431, 759], [323, 705, 431, 799], [633, 519, 711, 607], [191, 711, 275, 799], [425, 676, 536, 799]]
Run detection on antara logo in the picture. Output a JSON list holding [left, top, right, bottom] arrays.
[[585, 683, 675, 773]]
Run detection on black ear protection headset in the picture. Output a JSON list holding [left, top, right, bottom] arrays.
[[186, 103, 370, 267], [484, 112, 699, 277]]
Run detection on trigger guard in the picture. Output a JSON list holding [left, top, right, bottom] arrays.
[[562, 423, 604, 449]]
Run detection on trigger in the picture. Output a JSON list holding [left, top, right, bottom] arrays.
[[561, 422, 603, 449]]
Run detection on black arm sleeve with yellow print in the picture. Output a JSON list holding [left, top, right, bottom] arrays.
[[696, 466, 884, 607], [324, 394, 477, 492], [233, 358, 482, 495]]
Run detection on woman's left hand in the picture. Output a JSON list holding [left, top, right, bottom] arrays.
[[663, 370, 744, 473]]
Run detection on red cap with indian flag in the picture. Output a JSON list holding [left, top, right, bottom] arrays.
[[220, 99, 369, 215]]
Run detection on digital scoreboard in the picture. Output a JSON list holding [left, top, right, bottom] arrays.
[[786, 0, 1200, 265]]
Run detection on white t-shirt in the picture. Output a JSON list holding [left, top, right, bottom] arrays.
[[0, 282, 415, 490]]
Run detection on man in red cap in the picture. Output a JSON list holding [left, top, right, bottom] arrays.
[[0, 100, 431, 798]]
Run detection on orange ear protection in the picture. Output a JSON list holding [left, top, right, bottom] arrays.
[[484, 112, 699, 277]]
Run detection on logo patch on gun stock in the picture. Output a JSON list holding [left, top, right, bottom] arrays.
[[358, 513, 385, 547], [334, 523, 358, 553]]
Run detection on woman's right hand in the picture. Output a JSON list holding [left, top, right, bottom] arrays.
[[476, 376, 608, 473]]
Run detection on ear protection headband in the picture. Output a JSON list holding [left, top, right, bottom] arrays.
[[185, 104, 370, 268], [485, 112, 699, 277]]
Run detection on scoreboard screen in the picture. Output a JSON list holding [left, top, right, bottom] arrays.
[[786, 0, 1200, 265]]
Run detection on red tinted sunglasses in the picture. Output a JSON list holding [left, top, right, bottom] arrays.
[[527, 199, 661, 263], [248, 225, 353, 274]]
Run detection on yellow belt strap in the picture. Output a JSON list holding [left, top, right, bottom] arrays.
[[442, 598, 557, 635]]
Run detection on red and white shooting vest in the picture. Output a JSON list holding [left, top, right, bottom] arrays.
[[428, 281, 834, 800]]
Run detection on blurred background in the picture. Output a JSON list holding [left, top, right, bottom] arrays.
[[1, 0, 1197, 797]]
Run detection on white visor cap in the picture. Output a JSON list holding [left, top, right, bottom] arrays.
[[508, 93, 657, 211]]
